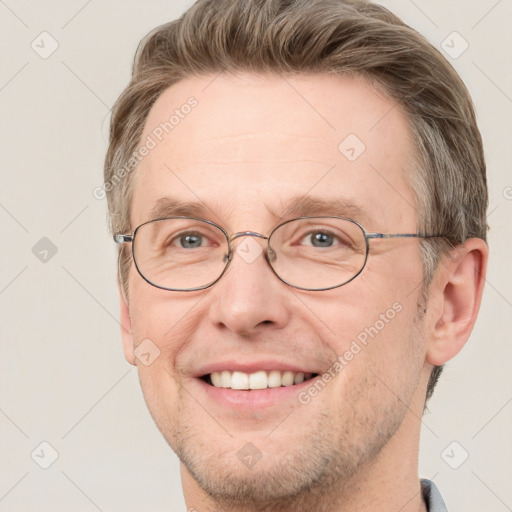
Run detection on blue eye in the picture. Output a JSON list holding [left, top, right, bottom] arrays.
[[301, 230, 340, 248], [178, 232, 204, 249], [309, 232, 334, 247]]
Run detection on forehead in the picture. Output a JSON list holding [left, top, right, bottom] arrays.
[[131, 73, 417, 231]]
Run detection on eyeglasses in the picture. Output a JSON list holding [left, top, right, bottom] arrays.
[[114, 216, 444, 292]]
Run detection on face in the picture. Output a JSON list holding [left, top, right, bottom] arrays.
[[123, 73, 430, 505]]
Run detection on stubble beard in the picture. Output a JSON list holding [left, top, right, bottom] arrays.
[[171, 372, 417, 512], [153, 297, 428, 511]]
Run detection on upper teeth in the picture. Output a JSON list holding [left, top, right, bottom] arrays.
[[209, 370, 312, 390]]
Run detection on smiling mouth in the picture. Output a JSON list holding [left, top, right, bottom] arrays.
[[201, 370, 319, 390]]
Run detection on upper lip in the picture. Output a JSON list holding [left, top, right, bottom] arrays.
[[193, 360, 320, 378]]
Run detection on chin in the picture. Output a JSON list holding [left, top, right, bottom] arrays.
[[180, 444, 332, 503], [168, 414, 369, 507]]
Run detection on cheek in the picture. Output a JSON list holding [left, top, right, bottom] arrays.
[[326, 306, 425, 432], [128, 269, 197, 347], [127, 287, 192, 437], [127, 276, 208, 398], [312, 276, 424, 393], [350, 301, 424, 394]]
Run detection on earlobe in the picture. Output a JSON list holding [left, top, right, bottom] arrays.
[[119, 285, 136, 366], [426, 238, 488, 367]]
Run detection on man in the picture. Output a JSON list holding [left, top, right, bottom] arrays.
[[104, 1, 488, 510]]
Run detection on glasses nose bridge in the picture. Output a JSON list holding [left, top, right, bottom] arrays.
[[228, 231, 271, 259], [229, 231, 269, 243], [226, 231, 278, 270]]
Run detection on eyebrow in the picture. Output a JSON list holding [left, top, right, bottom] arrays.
[[148, 195, 371, 227], [149, 197, 210, 220], [275, 195, 370, 225]]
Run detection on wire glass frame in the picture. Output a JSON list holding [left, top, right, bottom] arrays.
[[114, 216, 444, 292]]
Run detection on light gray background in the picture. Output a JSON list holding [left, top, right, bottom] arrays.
[[1, 1, 511, 511]]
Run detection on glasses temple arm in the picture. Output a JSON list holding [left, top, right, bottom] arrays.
[[365, 233, 445, 240], [113, 234, 133, 244]]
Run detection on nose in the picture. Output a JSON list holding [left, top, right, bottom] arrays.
[[207, 234, 291, 337]]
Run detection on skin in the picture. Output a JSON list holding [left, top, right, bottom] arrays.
[[118, 73, 488, 512]]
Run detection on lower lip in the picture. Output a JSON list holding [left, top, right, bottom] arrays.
[[192, 376, 321, 409]]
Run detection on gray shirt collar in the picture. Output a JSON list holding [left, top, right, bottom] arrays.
[[421, 479, 448, 512]]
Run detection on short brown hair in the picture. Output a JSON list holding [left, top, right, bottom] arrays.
[[104, 0, 488, 402]]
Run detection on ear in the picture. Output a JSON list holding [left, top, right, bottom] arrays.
[[119, 284, 136, 365], [425, 238, 488, 366]]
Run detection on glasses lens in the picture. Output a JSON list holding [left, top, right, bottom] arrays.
[[268, 217, 367, 290], [133, 218, 229, 290]]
